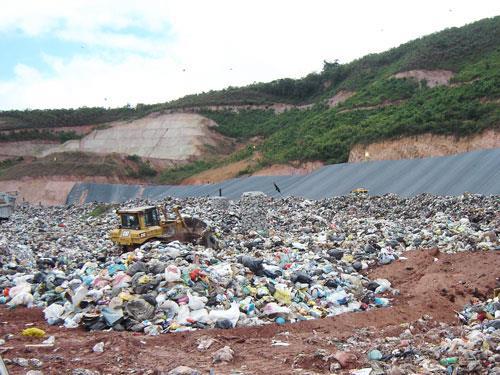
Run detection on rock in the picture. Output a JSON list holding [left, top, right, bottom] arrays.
[[12, 357, 29, 367], [334, 351, 357, 368], [196, 337, 215, 351], [72, 370, 100, 375], [212, 345, 234, 363], [167, 366, 200, 375], [92, 342, 104, 353]]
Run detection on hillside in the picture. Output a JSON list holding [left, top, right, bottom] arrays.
[[0, 16, 499, 184]]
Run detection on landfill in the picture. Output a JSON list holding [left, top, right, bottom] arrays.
[[0, 193, 499, 373]]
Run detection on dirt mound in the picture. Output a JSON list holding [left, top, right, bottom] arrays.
[[41, 113, 231, 162], [1, 249, 497, 374], [393, 69, 454, 87], [349, 129, 500, 162]]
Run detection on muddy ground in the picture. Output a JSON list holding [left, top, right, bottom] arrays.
[[1, 249, 498, 374]]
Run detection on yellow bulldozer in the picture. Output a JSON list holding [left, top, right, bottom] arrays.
[[109, 205, 217, 251]]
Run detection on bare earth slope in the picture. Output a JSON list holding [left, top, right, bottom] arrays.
[[349, 129, 500, 162], [41, 113, 229, 162]]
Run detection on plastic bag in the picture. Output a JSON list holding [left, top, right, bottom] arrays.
[[157, 300, 179, 319], [44, 303, 64, 324], [8, 282, 31, 298], [187, 291, 207, 311], [263, 302, 290, 316], [102, 307, 123, 326], [374, 279, 391, 293], [208, 302, 240, 327], [326, 289, 348, 305], [72, 284, 88, 308], [190, 308, 210, 324], [8, 292, 34, 307], [274, 287, 292, 305], [21, 327, 45, 337], [176, 304, 191, 325], [164, 265, 181, 282]]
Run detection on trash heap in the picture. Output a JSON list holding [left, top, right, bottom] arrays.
[[0, 194, 498, 335], [348, 296, 500, 374]]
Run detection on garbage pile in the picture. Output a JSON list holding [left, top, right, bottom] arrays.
[[0, 194, 498, 335], [348, 295, 500, 374]]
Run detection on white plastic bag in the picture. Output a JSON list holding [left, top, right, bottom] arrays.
[[187, 291, 207, 310], [208, 302, 240, 327], [164, 265, 181, 282], [43, 303, 65, 324], [262, 302, 290, 316]]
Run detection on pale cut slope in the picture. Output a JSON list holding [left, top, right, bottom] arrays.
[[41, 113, 224, 161]]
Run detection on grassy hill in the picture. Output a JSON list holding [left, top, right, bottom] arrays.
[[0, 16, 499, 182]]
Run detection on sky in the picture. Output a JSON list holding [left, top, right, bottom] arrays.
[[0, 0, 498, 110]]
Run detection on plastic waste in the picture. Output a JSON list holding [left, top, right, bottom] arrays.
[[43, 303, 65, 325], [440, 357, 458, 366], [21, 327, 45, 337], [374, 279, 391, 293], [208, 302, 240, 327], [367, 349, 383, 360], [263, 302, 290, 315], [374, 297, 390, 307], [187, 291, 207, 311], [102, 307, 123, 326], [164, 265, 182, 282]]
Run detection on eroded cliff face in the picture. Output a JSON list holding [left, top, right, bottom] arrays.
[[348, 129, 500, 162]]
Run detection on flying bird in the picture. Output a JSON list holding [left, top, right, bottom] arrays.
[[273, 182, 282, 195]]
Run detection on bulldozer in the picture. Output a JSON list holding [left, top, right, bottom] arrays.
[[109, 205, 217, 251]]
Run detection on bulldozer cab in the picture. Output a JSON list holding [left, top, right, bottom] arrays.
[[119, 206, 160, 229]]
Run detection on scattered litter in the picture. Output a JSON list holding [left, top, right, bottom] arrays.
[[21, 328, 45, 338]]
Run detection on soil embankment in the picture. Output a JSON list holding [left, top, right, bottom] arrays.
[[40, 113, 233, 162], [349, 129, 500, 162]]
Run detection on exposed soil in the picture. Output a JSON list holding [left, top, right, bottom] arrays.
[[348, 129, 500, 162], [182, 160, 324, 185], [253, 161, 324, 176], [392, 70, 454, 87], [1, 249, 498, 374], [327, 91, 355, 108], [0, 141, 59, 159], [38, 113, 232, 162], [181, 159, 254, 185]]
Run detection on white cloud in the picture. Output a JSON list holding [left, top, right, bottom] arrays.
[[0, 0, 499, 109]]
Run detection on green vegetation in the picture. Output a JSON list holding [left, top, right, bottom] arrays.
[[158, 145, 257, 184], [158, 160, 218, 184], [0, 129, 82, 143], [125, 155, 158, 178], [341, 78, 421, 108], [0, 157, 23, 177], [87, 204, 111, 217], [200, 109, 277, 139]]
